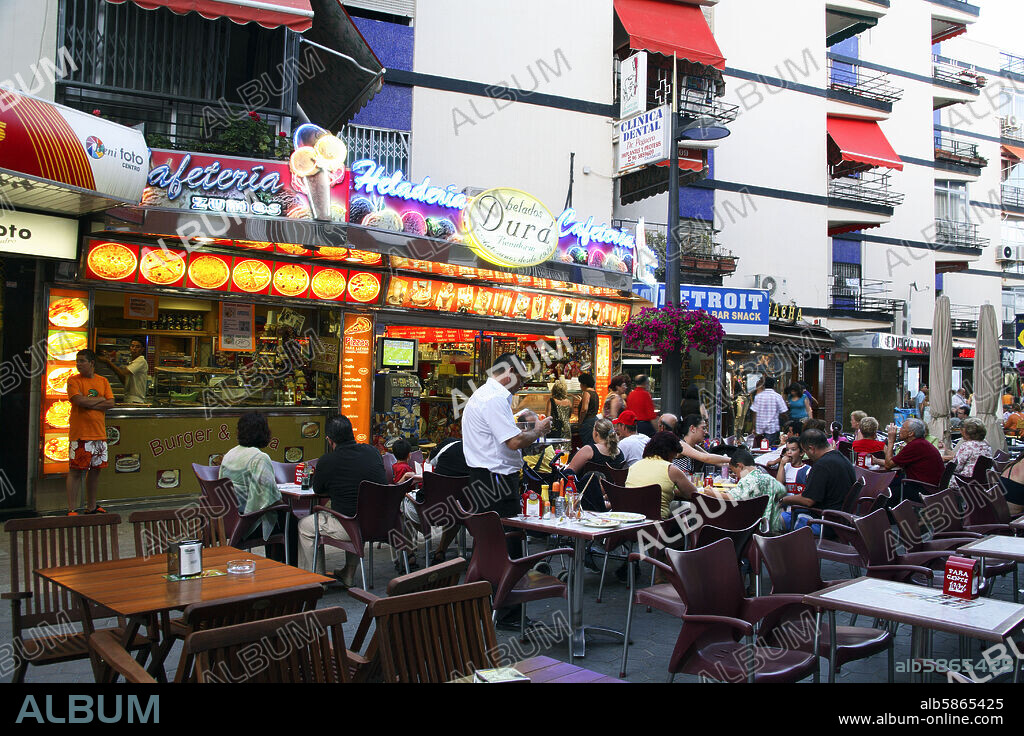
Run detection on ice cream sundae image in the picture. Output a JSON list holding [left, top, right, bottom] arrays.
[[290, 124, 347, 221]]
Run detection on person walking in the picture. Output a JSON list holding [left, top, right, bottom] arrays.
[[66, 349, 115, 515], [626, 374, 657, 436], [577, 372, 601, 446], [749, 376, 788, 446], [785, 383, 812, 422]]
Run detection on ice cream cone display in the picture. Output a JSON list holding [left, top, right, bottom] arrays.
[[290, 124, 347, 222]]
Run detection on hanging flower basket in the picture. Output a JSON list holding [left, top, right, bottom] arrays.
[[622, 302, 726, 360]]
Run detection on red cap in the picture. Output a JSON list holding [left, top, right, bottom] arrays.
[[614, 410, 638, 426]]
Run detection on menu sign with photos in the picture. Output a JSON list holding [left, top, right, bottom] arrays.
[[341, 315, 374, 444], [41, 287, 91, 476], [219, 302, 255, 352]]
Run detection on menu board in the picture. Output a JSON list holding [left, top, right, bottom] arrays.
[[41, 287, 91, 476], [383, 275, 629, 328], [219, 302, 255, 352], [341, 314, 374, 444], [82, 240, 384, 306], [595, 334, 613, 400]]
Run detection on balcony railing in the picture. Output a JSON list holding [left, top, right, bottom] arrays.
[[677, 86, 739, 126], [932, 57, 987, 89], [950, 304, 980, 334], [1001, 116, 1024, 142], [1001, 52, 1024, 76], [827, 58, 903, 105], [935, 219, 989, 249], [934, 134, 987, 171], [611, 219, 738, 275], [1003, 184, 1024, 210], [828, 278, 903, 316], [828, 171, 905, 208]]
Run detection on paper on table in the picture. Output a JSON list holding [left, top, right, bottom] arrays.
[[414, 462, 423, 475]]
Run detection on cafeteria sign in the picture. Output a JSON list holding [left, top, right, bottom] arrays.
[[462, 188, 558, 268]]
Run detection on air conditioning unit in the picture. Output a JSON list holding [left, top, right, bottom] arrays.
[[893, 302, 910, 337], [999, 244, 1024, 262], [754, 274, 779, 297]]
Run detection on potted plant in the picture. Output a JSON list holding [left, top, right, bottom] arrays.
[[622, 302, 726, 360]]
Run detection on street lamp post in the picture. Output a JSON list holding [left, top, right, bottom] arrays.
[[662, 54, 682, 418]]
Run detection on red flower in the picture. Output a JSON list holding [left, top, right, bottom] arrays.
[[91, 109, 101, 116], [279, 131, 287, 137]]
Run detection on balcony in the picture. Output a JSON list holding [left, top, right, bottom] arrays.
[[828, 171, 905, 210], [934, 219, 989, 250], [827, 58, 903, 111], [829, 278, 903, 320], [932, 58, 986, 89], [1001, 53, 1024, 76], [677, 85, 739, 127], [613, 219, 738, 282], [1003, 185, 1024, 211], [1002, 116, 1024, 143], [934, 133, 987, 175], [950, 304, 980, 335]]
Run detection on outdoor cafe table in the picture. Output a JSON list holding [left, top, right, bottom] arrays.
[[278, 483, 323, 566], [449, 655, 624, 683], [500, 513, 659, 658], [802, 576, 1024, 683], [35, 545, 333, 681], [957, 535, 1024, 603]]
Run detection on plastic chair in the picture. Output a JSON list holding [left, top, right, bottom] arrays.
[[129, 508, 227, 557], [462, 509, 573, 649], [346, 557, 468, 682], [593, 481, 662, 603], [196, 476, 287, 556], [684, 494, 770, 542], [382, 453, 396, 482], [3, 515, 151, 683], [410, 472, 470, 567], [271, 458, 318, 485], [695, 520, 762, 560], [370, 581, 500, 683], [853, 508, 949, 585], [583, 461, 627, 486], [754, 528, 894, 682], [663, 539, 819, 683], [311, 479, 415, 589], [191, 462, 220, 482], [852, 467, 896, 515]]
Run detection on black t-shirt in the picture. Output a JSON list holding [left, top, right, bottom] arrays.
[[803, 449, 856, 512], [432, 438, 470, 478], [584, 442, 626, 469], [312, 440, 386, 517]]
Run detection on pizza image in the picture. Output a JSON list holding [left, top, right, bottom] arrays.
[[139, 249, 186, 285], [345, 316, 373, 335], [347, 250, 382, 265], [347, 272, 381, 303], [46, 366, 77, 394], [236, 240, 273, 250], [316, 246, 349, 259], [48, 297, 89, 328], [45, 400, 72, 429], [232, 260, 273, 292], [188, 255, 230, 289], [48, 332, 87, 361], [43, 436, 69, 463], [276, 244, 312, 256], [311, 269, 347, 300], [273, 264, 310, 297], [87, 243, 137, 281]]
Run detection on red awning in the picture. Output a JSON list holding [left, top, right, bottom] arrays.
[[828, 223, 882, 237], [655, 156, 704, 173], [934, 23, 967, 44], [106, 0, 314, 31], [1003, 144, 1024, 162], [827, 117, 904, 172], [614, 0, 725, 71]]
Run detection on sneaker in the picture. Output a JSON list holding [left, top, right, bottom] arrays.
[[86, 506, 107, 514]]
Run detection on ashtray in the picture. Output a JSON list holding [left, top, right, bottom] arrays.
[[227, 559, 256, 575]]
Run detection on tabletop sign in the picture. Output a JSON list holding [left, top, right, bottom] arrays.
[[219, 302, 255, 352], [944, 556, 980, 600], [167, 540, 203, 578]]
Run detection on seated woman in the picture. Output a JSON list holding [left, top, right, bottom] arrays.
[[672, 413, 731, 476], [218, 412, 285, 556], [569, 418, 626, 472], [626, 431, 698, 520], [943, 417, 993, 477], [1000, 453, 1024, 517]]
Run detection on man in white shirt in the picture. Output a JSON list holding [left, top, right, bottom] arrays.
[[613, 410, 649, 467], [98, 338, 149, 403], [951, 387, 968, 415], [749, 376, 788, 445]]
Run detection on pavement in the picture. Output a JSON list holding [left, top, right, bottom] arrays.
[[0, 501, 1019, 684]]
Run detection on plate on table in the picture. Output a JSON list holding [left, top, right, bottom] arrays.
[[606, 512, 645, 523], [578, 516, 620, 529]]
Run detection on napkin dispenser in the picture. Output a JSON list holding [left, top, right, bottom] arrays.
[[167, 540, 203, 578], [943, 555, 980, 600]]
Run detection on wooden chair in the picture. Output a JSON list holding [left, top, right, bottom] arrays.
[[128, 508, 227, 558], [90, 608, 351, 684], [345, 557, 468, 682], [3, 514, 150, 682], [369, 581, 500, 683]]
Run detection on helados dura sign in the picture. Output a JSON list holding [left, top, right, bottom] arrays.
[[462, 188, 558, 268]]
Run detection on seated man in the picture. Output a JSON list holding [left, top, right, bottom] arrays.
[[656, 413, 678, 434], [950, 406, 969, 430], [884, 417, 945, 500], [779, 429, 856, 535], [614, 410, 650, 467], [298, 414, 386, 584], [704, 448, 786, 533]]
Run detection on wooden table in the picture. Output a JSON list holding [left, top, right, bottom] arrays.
[[450, 655, 624, 683], [501, 514, 658, 658], [803, 576, 1024, 683], [957, 535, 1024, 602], [35, 545, 333, 681]]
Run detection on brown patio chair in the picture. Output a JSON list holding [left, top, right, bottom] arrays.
[[191, 462, 220, 482], [196, 475, 287, 556], [593, 480, 661, 603], [853, 508, 950, 585], [583, 462, 627, 486], [409, 472, 469, 567]]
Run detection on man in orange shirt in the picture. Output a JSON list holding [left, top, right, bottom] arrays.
[[66, 349, 115, 515]]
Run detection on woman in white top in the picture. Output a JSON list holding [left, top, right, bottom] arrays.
[[672, 414, 731, 475]]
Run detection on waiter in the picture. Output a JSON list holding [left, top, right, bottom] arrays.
[[98, 337, 149, 403]]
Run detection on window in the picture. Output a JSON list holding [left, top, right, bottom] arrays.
[[935, 180, 968, 222]]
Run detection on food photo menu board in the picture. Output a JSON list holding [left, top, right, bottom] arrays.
[[341, 314, 374, 444], [41, 287, 91, 476]]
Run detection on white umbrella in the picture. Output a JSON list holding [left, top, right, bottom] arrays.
[[928, 296, 951, 449], [974, 304, 1006, 451]]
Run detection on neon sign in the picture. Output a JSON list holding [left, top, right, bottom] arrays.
[[349, 159, 468, 210], [557, 208, 635, 249], [148, 153, 283, 201]]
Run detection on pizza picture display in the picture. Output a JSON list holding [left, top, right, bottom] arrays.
[[272, 263, 311, 297], [87, 243, 138, 281], [48, 297, 89, 329], [187, 255, 231, 290], [311, 268, 347, 300], [46, 366, 78, 395], [139, 248, 187, 285], [43, 436, 69, 463], [44, 400, 72, 429], [347, 272, 381, 303], [275, 244, 312, 256], [47, 331, 88, 361], [232, 259, 273, 293]]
